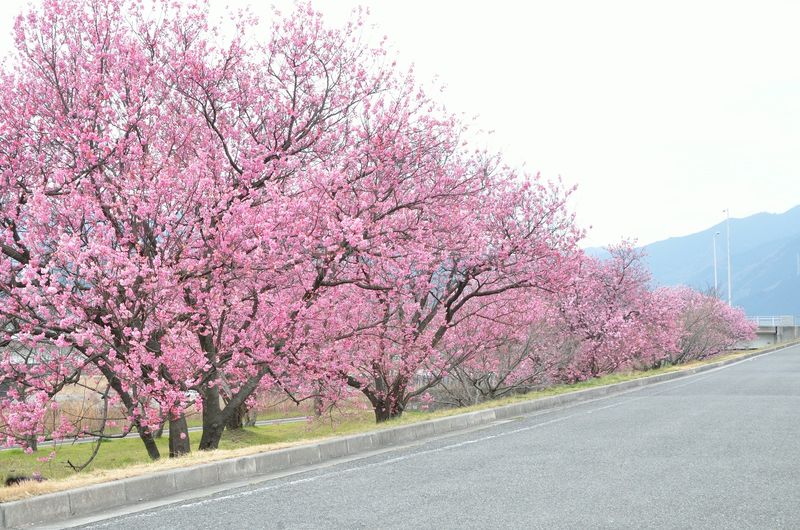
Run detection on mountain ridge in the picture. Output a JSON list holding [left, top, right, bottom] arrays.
[[592, 205, 800, 316]]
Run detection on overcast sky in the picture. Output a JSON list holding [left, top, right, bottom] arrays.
[[2, 0, 798, 247]]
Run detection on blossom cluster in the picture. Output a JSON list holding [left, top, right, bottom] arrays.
[[0, 0, 754, 457]]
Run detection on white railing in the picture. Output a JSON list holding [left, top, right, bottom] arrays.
[[748, 315, 796, 327]]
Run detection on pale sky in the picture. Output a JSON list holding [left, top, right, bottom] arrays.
[[2, 0, 799, 247]]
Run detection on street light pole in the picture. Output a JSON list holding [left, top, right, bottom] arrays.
[[724, 209, 732, 306], [713, 231, 720, 295]]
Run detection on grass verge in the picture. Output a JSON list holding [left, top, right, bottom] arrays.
[[0, 344, 786, 503]]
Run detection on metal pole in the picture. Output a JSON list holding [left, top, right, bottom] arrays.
[[713, 231, 719, 294], [725, 209, 732, 306]]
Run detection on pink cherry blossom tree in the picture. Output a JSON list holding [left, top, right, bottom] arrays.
[[0, 0, 758, 461], [435, 315, 568, 406], [655, 286, 755, 364], [0, 0, 214, 458], [0, 0, 579, 451], [546, 244, 676, 382], [327, 173, 580, 421]]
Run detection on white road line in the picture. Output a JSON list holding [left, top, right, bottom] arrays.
[[87, 411, 586, 528], [82, 344, 796, 528]]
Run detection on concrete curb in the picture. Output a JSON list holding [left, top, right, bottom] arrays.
[[1, 342, 796, 528]]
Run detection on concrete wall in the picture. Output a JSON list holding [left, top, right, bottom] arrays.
[[746, 325, 800, 349]]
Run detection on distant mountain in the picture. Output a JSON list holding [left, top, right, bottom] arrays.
[[641, 206, 800, 316]]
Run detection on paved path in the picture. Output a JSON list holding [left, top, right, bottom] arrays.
[[71, 345, 800, 529]]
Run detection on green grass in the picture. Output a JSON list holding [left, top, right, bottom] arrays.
[[0, 415, 376, 483], [0, 347, 766, 486]]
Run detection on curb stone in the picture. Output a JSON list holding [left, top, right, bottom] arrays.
[[1, 342, 796, 528]]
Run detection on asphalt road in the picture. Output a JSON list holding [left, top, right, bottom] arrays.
[[71, 345, 800, 529]]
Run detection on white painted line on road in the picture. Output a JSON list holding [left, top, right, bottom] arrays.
[[80, 343, 799, 528], [80, 393, 694, 527], [84, 411, 584, 528]]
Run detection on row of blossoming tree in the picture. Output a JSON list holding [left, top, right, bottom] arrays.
[[0, 0, 754, 461]]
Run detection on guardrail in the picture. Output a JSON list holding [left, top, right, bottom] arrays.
[[748, 316, 796, 327]]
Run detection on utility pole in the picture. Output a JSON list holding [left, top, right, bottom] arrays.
[[713, 231, 720, 295], [724, 209, 732, 306]]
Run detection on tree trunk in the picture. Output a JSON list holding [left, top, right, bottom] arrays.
[[200, 368, 267, 448], [345, 376, 406, 423], [374, 401, 391, 423], [372, 398, 404, 423], [199, 384, 224, 451], [313, 394, 324, 417], [138, 427, 160, 460], [168, 414, 191, 457], [95, 357, 161, 459], [24, 435, 38, 452], [362, 389, 404, 423], [224, 401, 247, 431], [311, 381, 325, 417], [199, 421, 224, 451]]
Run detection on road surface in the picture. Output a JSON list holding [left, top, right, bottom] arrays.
[[70, 344, 800, 529]]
